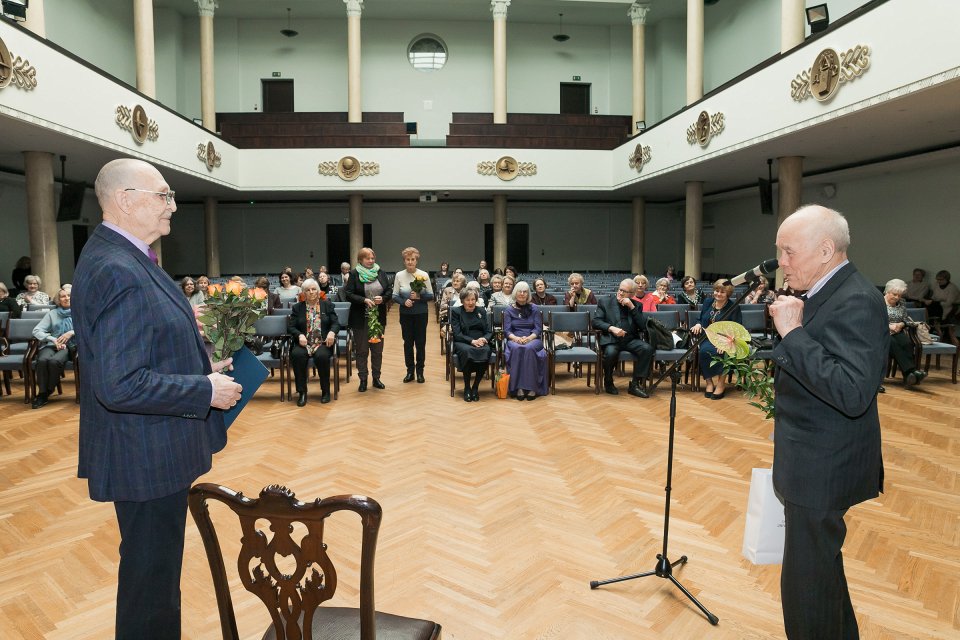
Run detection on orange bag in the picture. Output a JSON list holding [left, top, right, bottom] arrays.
[[496, 372, 510, 399]]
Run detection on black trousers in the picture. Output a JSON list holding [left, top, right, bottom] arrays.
[[290, 343, 332, 394], [35, 344, 74, 395], [114, 488, 189, 640], [781, 500, 859, 640], [399, 313, 428, 373], [602, 338, 654, 382], [889, 331, 916, 376]]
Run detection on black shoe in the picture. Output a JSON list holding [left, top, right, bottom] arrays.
[[711, 390, 726, 400], [372, 378, 385, 389], [320, 392, 331, 404], [416, 371, 425, 383], [905, 370, 919, 388], [403, 371, 415, 383], [878, 385, 886, 394], [358, 379, 368, 392], [296, 392, 307, 407], [516, 392, 526, 401], [526, 393, 538, 401], [704, 390, 714, 399], [628, 381, 649, 398], [463, 389, 473, 402], [604, 380, 619, 395], [31, 393, 49, 409], [471, 389, 481, 401]]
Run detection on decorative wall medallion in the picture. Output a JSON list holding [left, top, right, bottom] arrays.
[[628, 144, 651, 172], [686, 110, 724, 147], [317, 156, 380, 181], [791, 45, 870, 102], [0, 36, 38, 90], [477, 156, 537, 180], [116, 104, 159, 144], [197, 141, 222, 170]]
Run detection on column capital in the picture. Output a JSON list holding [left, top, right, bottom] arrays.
[[195, 0, 218, 18], [490, 0, 511, 20], [344, 0, 364, 18], [629, 3, 651, 26]]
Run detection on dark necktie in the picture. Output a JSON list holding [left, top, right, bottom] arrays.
[[147, 248, 159, 264]]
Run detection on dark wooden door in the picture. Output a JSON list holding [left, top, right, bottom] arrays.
[[262, 79, 294, 113], [484, 224, 529, 273], [326, 224, 372, 272], [560, 83, 590, 115]]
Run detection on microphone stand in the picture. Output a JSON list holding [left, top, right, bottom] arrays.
[[589, 280, 758, 626]]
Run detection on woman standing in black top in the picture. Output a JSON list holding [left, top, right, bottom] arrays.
[[344, 247, 391, 392]]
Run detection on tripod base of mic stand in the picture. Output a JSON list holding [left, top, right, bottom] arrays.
[[590, 554, 719, 625]]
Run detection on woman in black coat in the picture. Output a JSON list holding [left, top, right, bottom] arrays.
[[288, 278, 340, 406], [343, 247, 391, 392], [451, 288, 493, 402]]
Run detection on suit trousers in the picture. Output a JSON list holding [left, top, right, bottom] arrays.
[[114, 488, 189, 640], [34, 344, 74, 396], [399, 312, 428, 373], [290, 343, 332, 394], [781, 500, 859, 640], [602, 338, 654, 382]]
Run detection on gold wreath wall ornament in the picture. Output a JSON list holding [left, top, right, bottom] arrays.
[[317, 157, 380, 181], [477, 157, 537, 180], [116, 104, 159, 144], [0, 36, 38, 90], [197, 141, 222, 170], [686, 110, 725, 147], [791, 45, 870, 102], [628, 144, 652, 172]]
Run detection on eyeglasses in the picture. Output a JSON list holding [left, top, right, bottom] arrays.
[[125, 188, 176, 205], [618, 288, 633, 294]]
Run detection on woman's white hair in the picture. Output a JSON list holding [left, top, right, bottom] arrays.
[[513, 281, 532, 299], [301, 278, 319, 291], [884, 278, 908, 295]]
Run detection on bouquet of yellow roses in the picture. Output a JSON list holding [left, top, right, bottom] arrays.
[[197, 281, 268, 362], [410, 273, 428, 294]]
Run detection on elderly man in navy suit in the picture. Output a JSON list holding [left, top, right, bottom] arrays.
[[768, 205, 887, 639], [73, 159, 242, 640]]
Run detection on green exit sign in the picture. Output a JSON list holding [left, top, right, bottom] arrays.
[[272, 72, 281, 77], [572, 75, 581, 81]]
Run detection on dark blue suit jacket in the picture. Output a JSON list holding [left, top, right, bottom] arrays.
[[73, 225, 226, 502]]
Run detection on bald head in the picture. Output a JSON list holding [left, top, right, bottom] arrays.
[[776, 205, 849, 291], [780, 205, 850, 253], [95, 159, 156, 215], [95, 158, 175, 244]]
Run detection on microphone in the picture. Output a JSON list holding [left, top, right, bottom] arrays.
[[725, 259, 779, 287]]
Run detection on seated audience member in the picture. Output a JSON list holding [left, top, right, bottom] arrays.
[[922, 270, 960, 323], [505, 266, 519, 281], [484, 274, 503, 306], [303, 267, 315, 281], [274, 271, 302, 306], [884, 278, 927, 387], [436, 261, 451, 281], [317, 265, 328, 274], [0, 281, 22, 318], [476, 269, 492, 300], [652, 278, 676, 307], [339, 262, 352, 286], [451, 288, 493, 402], [564, 273, 598, 309], [677, 275, 704, 307], [488, 276, 515, 308], [288, 278, 339, 406], [632, 275, 658, 312], [503, 282, 548, 400], [664, 265, 676, 281], [11, 256, 31, 294], [15, 274, 51, 309], [293, 273, 305, 287], [904, 268, 929, 304], [30, 288, 76, 409], [196, 274, 210, 292], [439, 273, 467, 323], [454, 282, 481, 309], [316, 271, 333, 297], [745, 278, 775, 304], [531, 277, 558, 306], [180, 277, 205, 307], [473, 260, 488, 281], [492, 267, 505, 276], [253, 276, 282, 314], [593, 278, 653, 397], [690, 280, 742, 400]]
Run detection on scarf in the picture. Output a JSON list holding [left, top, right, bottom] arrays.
[[51, 307, 74, 342], [572, 287, 592, 305], [356, 262, 381, 284]]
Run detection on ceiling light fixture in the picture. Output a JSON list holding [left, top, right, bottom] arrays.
[[280, 7, 298, 38], [553, 13, 570, 43]]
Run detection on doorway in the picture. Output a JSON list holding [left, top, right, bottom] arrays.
[[262, 79, 295, 113], [484, 223, 529, 273], [326, 223, 372, 274], [560, 83, 590, 115]]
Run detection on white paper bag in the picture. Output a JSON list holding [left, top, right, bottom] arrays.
[[742, 467, 786, 564]]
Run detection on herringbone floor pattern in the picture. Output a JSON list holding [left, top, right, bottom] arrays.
[[1, 310, 957, 639]]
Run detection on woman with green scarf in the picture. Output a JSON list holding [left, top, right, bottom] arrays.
[[30, 288, 77, 409], [344, 247, 392, 392]]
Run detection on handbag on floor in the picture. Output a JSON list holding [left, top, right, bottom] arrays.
[[495, 371, 510, 399], [742, 467, 785, 564]]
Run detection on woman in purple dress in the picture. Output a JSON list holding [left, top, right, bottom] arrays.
[[503, 281, 549, 400]]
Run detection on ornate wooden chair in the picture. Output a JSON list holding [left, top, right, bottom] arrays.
[[189, 484, 442, 640]]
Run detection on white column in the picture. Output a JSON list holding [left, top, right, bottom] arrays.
[[629, 3, 650, 135], [781, 0, 806, 53], [133, 0, 157, 99], [631, 197, 646, 275], [493, 195, 507, 270], [684, 182, 703, 280], [204, 196, 220, 278], [345, 0, 364, 123], [21, 0, 46, 36], [24, 152, 60, 297], [349, 195, 364, 262], [491, 1, 511, 124], [776, 157, 803, 288], [196, 0, 218, 131], [686, 0, 704, 105]]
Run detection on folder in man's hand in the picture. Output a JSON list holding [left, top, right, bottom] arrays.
[[221, 345, 269, 428]]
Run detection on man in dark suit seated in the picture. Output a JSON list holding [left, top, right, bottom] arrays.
[[73, 158, 242, 640], [592, 278, 653, 398], [769, 204, 887, 640]]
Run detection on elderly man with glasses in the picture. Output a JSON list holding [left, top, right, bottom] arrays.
[[592, 278, 653, 398]]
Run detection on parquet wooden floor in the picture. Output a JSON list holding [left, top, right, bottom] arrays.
[[1, 309, 958, 639]]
